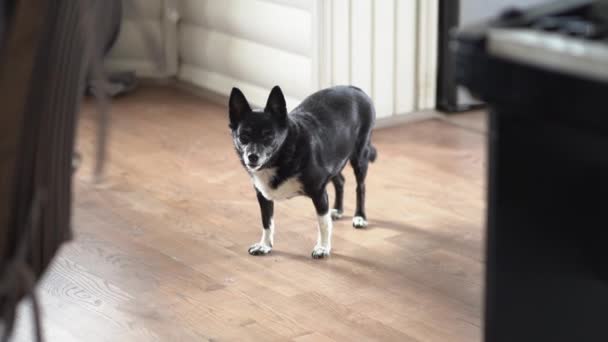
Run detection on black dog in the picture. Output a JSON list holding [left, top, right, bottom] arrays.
[[229, 85, 377, 258]]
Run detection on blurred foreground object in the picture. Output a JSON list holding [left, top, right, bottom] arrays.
[[0, 0, 121, 340], [456, 0, 608, 341]]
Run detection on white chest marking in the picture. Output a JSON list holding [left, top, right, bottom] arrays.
[[252, 168, 302, 201]]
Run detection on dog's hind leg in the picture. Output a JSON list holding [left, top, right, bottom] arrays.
[[351, 151, 370, 229], [330, 173, 345, 220]]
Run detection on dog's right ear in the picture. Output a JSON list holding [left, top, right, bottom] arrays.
[[229, 87, 251, 129], [265, 85, 287, 124]]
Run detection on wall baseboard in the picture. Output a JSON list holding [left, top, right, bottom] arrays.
[[140, 78, 438, 130], [374, 110, 441, 130]]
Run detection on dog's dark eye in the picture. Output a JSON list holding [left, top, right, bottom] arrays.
[[239, 136, 250, 144]]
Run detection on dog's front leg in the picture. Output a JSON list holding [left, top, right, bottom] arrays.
[[311, 190, 332, 259], [249, 190, 274, 255]]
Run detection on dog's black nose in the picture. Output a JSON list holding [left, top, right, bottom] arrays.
[[248, 154, 259, 163]]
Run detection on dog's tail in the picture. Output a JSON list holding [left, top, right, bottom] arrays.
[[367, 144, 377, 163]]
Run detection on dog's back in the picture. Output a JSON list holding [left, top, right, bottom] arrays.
[[290, 85, 376, 175]]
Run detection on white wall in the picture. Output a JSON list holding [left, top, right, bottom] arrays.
[[108, 0, 439, 118], [177, 0, 313, 110]]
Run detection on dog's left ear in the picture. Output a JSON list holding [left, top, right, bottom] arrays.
[[265, 85, 287, 122]]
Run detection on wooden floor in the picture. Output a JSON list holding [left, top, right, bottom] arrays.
[[12, 86, 486, 342], [441, 110, 487, 134]]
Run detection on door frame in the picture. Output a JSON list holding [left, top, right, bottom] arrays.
[[436, 0, 486, 113]]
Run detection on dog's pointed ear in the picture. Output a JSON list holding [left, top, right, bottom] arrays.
[[265, 86, 287, 122], [229, 87, 251, 129]]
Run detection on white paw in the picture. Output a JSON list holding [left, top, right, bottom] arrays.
[[311, 245, 331, 259], [248, 243, 272, 256], [330, 209, 343, 220], [352, 216, 368, 229]]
